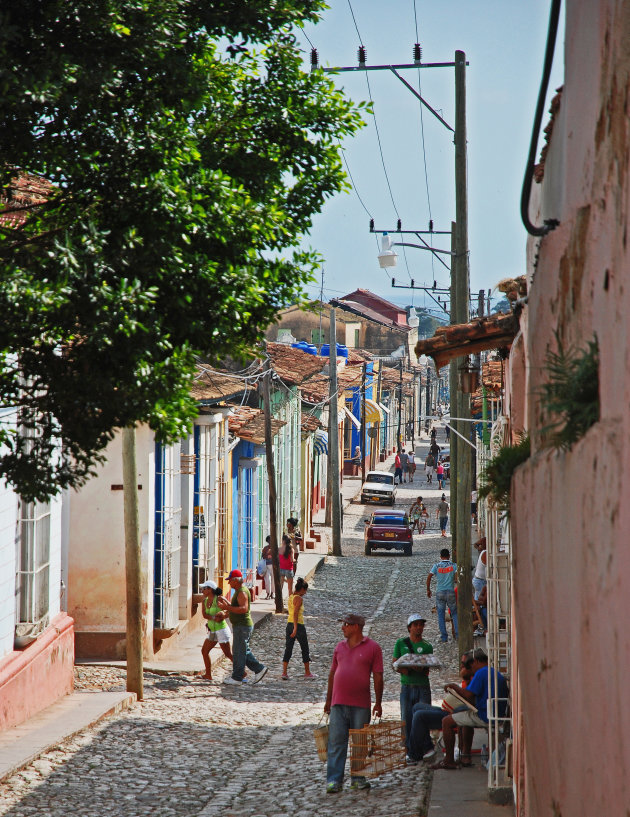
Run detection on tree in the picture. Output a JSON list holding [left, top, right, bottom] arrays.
[[0, 1, 365, 500]]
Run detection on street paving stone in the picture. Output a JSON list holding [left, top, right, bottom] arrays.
[[0, 446, 461, 817]]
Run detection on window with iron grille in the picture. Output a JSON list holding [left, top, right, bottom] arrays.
[[16, 499, 51, 630]]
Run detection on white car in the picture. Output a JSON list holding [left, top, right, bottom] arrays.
[[360, 471, 397, 506]]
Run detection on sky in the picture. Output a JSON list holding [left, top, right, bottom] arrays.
[[295, 0, 565, 316]]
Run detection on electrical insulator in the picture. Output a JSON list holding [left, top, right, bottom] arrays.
[[411, 279, 414, 288], [369, 218, 374, 232], [310, 48, 319, 69], [429, 219, 434, 232], [433, 280, 436, 290], [358, 45, 367, 65], [397, 218, 401, 231], [392, 278, 396, 287], [413, 43, 422, 63]]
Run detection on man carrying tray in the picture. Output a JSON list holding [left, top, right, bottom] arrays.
[[392, 614, 434, 748], [324, 613, 383, 793]]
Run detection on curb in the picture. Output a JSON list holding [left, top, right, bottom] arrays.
[[0, 691, 136, 783]]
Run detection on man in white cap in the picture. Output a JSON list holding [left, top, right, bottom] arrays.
[[199, 579, 233, 681], [392, 614, 434, 749], [216, 569, 268, 686]]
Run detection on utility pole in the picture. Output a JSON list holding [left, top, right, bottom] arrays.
[[262, 354, 283, 613], [360, 362, 367, 483], [397, 359, 403, 449], [376, 363, 383, 466], [454, 50, 473, 656], [122, 425, 143, 701], [328, 308, 342, 555]]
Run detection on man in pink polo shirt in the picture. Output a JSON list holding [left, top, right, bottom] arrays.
[[323, 613, 383, 793]]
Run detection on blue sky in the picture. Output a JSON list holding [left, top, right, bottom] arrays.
[[296, 0, 564, 315]]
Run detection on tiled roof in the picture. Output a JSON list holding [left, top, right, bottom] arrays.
[[341, 288, 403, 314], [300, 413, 322, 433], [415, 312, 518, 371], [380, 365, 415, 388], [227, 405, 285, 445], [472, 360, 504, 413], [299, 365, 364, 403], [331, 298, 409, 331], [0, 173, 52, 228], [265, 342, 325, 385], [191, 367, 249, 402]]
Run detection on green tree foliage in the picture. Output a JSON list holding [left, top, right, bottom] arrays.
[[0, 1, 365, 499]]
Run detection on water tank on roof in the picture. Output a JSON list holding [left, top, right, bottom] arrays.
[[320, 343, 348, 359], [291, 341, 317, 355]]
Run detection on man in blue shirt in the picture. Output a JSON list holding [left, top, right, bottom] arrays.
[[431, 649, 509, 770], [427, 548, 458, 642]]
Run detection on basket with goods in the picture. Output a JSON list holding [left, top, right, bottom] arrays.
[[392, 653, 442, 671], [313, 715, 329, 762], [349, 720, 407, 779]]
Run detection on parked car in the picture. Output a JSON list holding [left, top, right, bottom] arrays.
[[364, 510, 413, 556], [360, 470, 397, 506]]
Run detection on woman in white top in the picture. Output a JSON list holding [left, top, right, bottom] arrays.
[[472, 537, 487, 600]]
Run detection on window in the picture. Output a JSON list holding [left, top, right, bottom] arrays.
[[311, 328, 325, 345], [16, 499, 51, 629]]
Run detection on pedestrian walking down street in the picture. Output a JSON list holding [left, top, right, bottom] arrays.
[[409, 496, 427, 534], [217, 569, 268, 686], [286, 517, 302, 576], [427, 548, 459, 643], [261, 536, 274, 599], [278, 534, 295, 598], [199, 580, 233, 681], [394, 450, 403, 485], [324, 613, 383, 793], [407, 450, 416, 482], [436, 460, 445, 490], [400, 449, 409, 482], [424, 452, 434, 484], [445, 424, 450, 442], [392, 614, 434, 749], [281, 578, 315, 680], [436, 493, 449, 536]]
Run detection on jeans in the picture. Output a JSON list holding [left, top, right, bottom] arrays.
[[436, 590, 458, 641], [231, 624, 265, 681], [400, 684, 431, 745], [282, 623, 310, 664], [407, 702, 449, 759], [327, 704, 371, 784], [472, 576, 486, 600]]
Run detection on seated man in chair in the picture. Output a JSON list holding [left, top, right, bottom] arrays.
[[431, 648, 509, 770]]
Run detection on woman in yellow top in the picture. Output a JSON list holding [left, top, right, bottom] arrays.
[[281, 577, 315, 680]]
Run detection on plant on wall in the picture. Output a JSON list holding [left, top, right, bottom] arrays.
[[478, 434, 530, 512], [539, 335, 599, 450]]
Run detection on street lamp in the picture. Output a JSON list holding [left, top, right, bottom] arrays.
[[377, 233, 398, 268]]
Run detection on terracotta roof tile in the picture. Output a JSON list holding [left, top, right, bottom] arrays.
[[191, 367, 249, 402], [227, 404, 285, 445], [0, 172, 52, 228], [415, 312, 518, 371], [265, 342, 325, 385]]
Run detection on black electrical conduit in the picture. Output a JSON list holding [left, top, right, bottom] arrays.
[[520, 0, 562, 237]]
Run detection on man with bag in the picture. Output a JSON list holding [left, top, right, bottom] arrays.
[[324, 613, 383, 793]]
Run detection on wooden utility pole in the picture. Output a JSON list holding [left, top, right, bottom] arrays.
[[328, 308, 342, 555], [360, 362, 367, 484], [454, 50, 473, 655], [449, 221, 459, 559], [396, 360, 403, 449], [122, 425, 143, 700], [262, 354, 283, 613]]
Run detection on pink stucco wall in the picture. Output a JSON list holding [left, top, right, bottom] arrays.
[[0, 613, 74, 730], [509, 2, 630, 813]]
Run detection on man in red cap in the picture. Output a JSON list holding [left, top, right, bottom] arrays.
[[324, 613, 383, 793], [217, 569, 268, 686]]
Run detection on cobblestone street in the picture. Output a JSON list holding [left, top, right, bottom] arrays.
[[0, 455, 459, 817]]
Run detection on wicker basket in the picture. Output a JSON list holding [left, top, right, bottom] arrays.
[[313, 716, 329, 762], [349, 720, 406, 779]]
